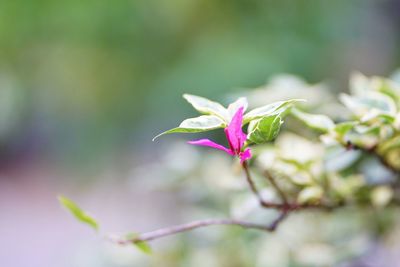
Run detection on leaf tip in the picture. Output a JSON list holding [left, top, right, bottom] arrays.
[[135, 241, 153, 255], [58, 194, 99, 231], [152, 129, 174, 141], [126, 233, 153, 255], [182, 93, 193, 101]]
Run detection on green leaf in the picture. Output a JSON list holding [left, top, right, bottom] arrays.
[[378, 135, 400, 154], [58, 195, 99, 231], [374, 77, 400, 104], [153, 115, 225, 140], [377, 113, 396, 124], [291, 108, 335, 133], [243, 99, 305, 124], [334, 122, 357, 137], [135, 241, 152, 254], [280, 158, 313, 171], [183, 94, 228, 120], [354, 125, 380, 135], [395, 114, 400, 130], [126, 233, 152, 254], [248, 115, 283, 144]]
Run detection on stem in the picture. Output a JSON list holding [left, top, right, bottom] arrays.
[[110, 161, 348, 246], [242, 161, 264, 203], [242, 160, 291, 209], [264, 170, 288, 204], [269, 210, 289, 231], [114, 216, 286, 244], [242, 161, 341, 211]]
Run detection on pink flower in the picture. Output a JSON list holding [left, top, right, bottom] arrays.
[[188, 107, 252, 163]]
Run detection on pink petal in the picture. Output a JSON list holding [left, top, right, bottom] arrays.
[[188, 139, 234, 155], [225, 106, 247, 153], [239, 148, 252, 163]]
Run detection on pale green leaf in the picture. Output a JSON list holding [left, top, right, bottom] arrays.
[[227, 97, 248, 119], [291, 108, 335, 133], [373, 77, 400, 104], [349, 71, 369, 95], [377, 113, 395, 123], [354, 125, 380, 135], [378, 135, 400, 154], [371, 186, 393, 208], [289, 173, 314, 186], [359, 109, 395, 123], [280, 158, 313, 171], [153, 115, 225, 140], [58, 195, 99, 231], [243, 99, 305, 124], [297, 186, 323, 204], [395, 114, 400, 130], [340, 92, 397, 117], [248, 115, 283, 144], [135, 241, 152, 254], [183, 94, 228, 120]]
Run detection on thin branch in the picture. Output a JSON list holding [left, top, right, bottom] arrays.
[[242, 161, 292, 209], [268, 210, 289, 231], [242, 161, 265, 204], [106, 147, 400, 247], [242, 161, 342, 211], [113, 215, 287, 244], [346, 141, 399, 174], [110, 161, 347, 246], [108, 161, 350, 246], [264, 170, 288, 204], [241, 161, 296, 210]]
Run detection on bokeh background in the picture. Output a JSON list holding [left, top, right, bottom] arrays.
[[1, 1, 400, 266]]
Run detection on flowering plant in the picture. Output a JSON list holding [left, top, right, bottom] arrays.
[[59, 72, 400, 255], [188, 106, 252, 163]]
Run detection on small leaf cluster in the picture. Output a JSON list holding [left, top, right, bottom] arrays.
[[58, 71, 400, 255], [154, 94, 303, 143], [263, 72, 400, 206], [293, 72, 400, 172]]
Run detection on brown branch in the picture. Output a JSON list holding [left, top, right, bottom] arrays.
[[242, 161, 265, 204], [113, 214, 288, 244], [268, 210, 289, 231], [106, 146, 400, 248], [264, 170, 288, 204], [241, 161, 291, 209], [242, 161, 342, 211], [109, 161, 345, 246]]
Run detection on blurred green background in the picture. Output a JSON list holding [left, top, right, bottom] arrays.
[[1, 1, 400, 267], [1, 0, 399, 171]]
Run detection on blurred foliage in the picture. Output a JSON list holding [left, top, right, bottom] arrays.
[[146, 73, 400, 266], [3, 1, 400, 265], [65, 72, 400, 267]]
